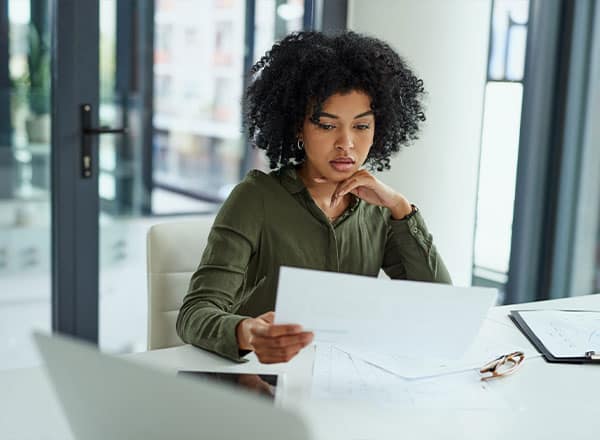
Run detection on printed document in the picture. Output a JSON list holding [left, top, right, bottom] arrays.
[[516, 310, 600, 357], [311, 343, 509, 409], [339, 316, 541, 379], [275, 267, 497, 360]]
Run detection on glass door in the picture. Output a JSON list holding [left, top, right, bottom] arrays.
[[0, 0, 313, 369], [0, 0, 52, 370], [97, 0, 308, 354], [1, 0, 121, 368]]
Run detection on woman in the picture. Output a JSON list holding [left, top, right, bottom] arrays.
[[176, 31, 452, 364]]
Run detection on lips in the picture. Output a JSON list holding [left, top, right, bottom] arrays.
[[329, 157, 355, 164], [329, 157, 356, 172]]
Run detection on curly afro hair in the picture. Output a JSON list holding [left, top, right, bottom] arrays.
[[244, 31, 426, 172]]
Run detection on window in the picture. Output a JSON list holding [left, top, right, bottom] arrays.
[[96, 0, 312, 353], [472, 0, 529, 296], [151, 0, 307, 214]]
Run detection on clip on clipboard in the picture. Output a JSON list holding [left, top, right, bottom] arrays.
[[509, 309, 600, 364]]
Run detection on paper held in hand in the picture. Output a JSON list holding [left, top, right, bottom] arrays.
[[274, 266, 498, 361]]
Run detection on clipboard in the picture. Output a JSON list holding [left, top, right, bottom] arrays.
[[510, 310, 600, 364]]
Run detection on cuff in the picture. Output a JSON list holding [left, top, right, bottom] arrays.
[[388, 209, 431, 242], [214, 314, 252, 363]]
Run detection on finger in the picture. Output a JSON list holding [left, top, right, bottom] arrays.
[[251, 331, 314, 349], [257, 311, 275, 323], [349, 187, 363, 199], [329, 181, 345, 208], [260, 341, 309, 359], [252, 323, 304, 338], [340, 173, 378, 200], [329, 193, 337, 209], [257, 354, 292, 364], [330, 180, 359, 208], [336, 176, 370, 198], [257, 343, 306, 363]]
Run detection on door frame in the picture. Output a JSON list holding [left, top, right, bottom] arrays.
[[51, 0, 100, 343]]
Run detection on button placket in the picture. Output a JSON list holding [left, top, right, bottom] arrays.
[[326, 223, 340, 272]]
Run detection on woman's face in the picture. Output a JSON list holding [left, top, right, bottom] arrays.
[[300, 90, 375, 182]]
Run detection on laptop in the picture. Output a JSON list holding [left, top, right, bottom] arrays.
[[33, 332, 311, 440]]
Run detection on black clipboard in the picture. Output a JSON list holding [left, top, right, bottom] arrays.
[[510, 310, 600, 364]]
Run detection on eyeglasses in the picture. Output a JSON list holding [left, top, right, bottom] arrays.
[[479, 351, 525, 381]]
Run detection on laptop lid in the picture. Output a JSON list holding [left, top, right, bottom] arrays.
[[33, 332, 310, 440]]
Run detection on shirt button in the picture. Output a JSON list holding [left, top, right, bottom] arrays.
[[411, 227, 419, 234]]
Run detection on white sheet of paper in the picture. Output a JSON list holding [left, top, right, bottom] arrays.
[[311, 343, 509, 409], [311, 343, 412, 404], [340, 317, 541, 379], [275, 266, 497, 360], [517, 310, 600, 357]]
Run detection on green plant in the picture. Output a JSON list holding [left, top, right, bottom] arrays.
[[27, 22, 51, 115]]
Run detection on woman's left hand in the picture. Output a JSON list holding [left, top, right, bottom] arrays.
[[331, 169, 413, 219]]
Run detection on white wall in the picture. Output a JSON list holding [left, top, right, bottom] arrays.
[[348, 0, 491, 286]]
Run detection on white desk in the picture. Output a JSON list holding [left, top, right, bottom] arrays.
[[2, 294, 600, 439]]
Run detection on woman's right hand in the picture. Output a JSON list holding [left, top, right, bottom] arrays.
[[236, 311, 314, 364]]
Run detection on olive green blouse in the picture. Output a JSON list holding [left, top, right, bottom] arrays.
[[176, 167, 452, 361]]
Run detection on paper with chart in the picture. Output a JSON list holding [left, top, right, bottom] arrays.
[[275, 266, 497, 360], [339, 316, 542, 379], [311, 343, 509, 409], [516, 310, 600, 357]]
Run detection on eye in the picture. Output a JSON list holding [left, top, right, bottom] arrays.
[[355, 123, 371, 130], [317, 122, 336, 131]]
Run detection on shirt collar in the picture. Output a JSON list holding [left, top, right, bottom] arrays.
[[275, 165, 362, 215], [276, 166, 307, 195]]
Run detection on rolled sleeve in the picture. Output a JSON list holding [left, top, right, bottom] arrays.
[[382, 209, 452, 284]]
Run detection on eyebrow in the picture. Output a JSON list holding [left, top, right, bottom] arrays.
[[315, 110, 374, 119]]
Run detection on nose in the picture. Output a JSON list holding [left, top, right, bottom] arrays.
[[335, 131, 354, 150]]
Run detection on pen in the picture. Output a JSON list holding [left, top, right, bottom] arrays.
[[585, 351, 600, 360]]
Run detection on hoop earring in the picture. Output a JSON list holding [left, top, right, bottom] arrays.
[[297, 139, 304, 150]]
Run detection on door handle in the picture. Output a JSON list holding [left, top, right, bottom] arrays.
[[80, 104, 128, 178]]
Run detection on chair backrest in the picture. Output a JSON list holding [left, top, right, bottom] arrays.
[[146, 216, 215, 350]]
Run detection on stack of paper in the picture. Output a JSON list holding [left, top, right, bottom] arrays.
[[275, 267, 537, 382], [311, 343, 511, 408]]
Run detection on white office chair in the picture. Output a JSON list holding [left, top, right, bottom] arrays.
[[146, 216, 215, 350]]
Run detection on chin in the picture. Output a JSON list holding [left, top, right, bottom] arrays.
[[316, 167, 346, 180], [327, 164, 358, 178], [327, 175, 348, 183]]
